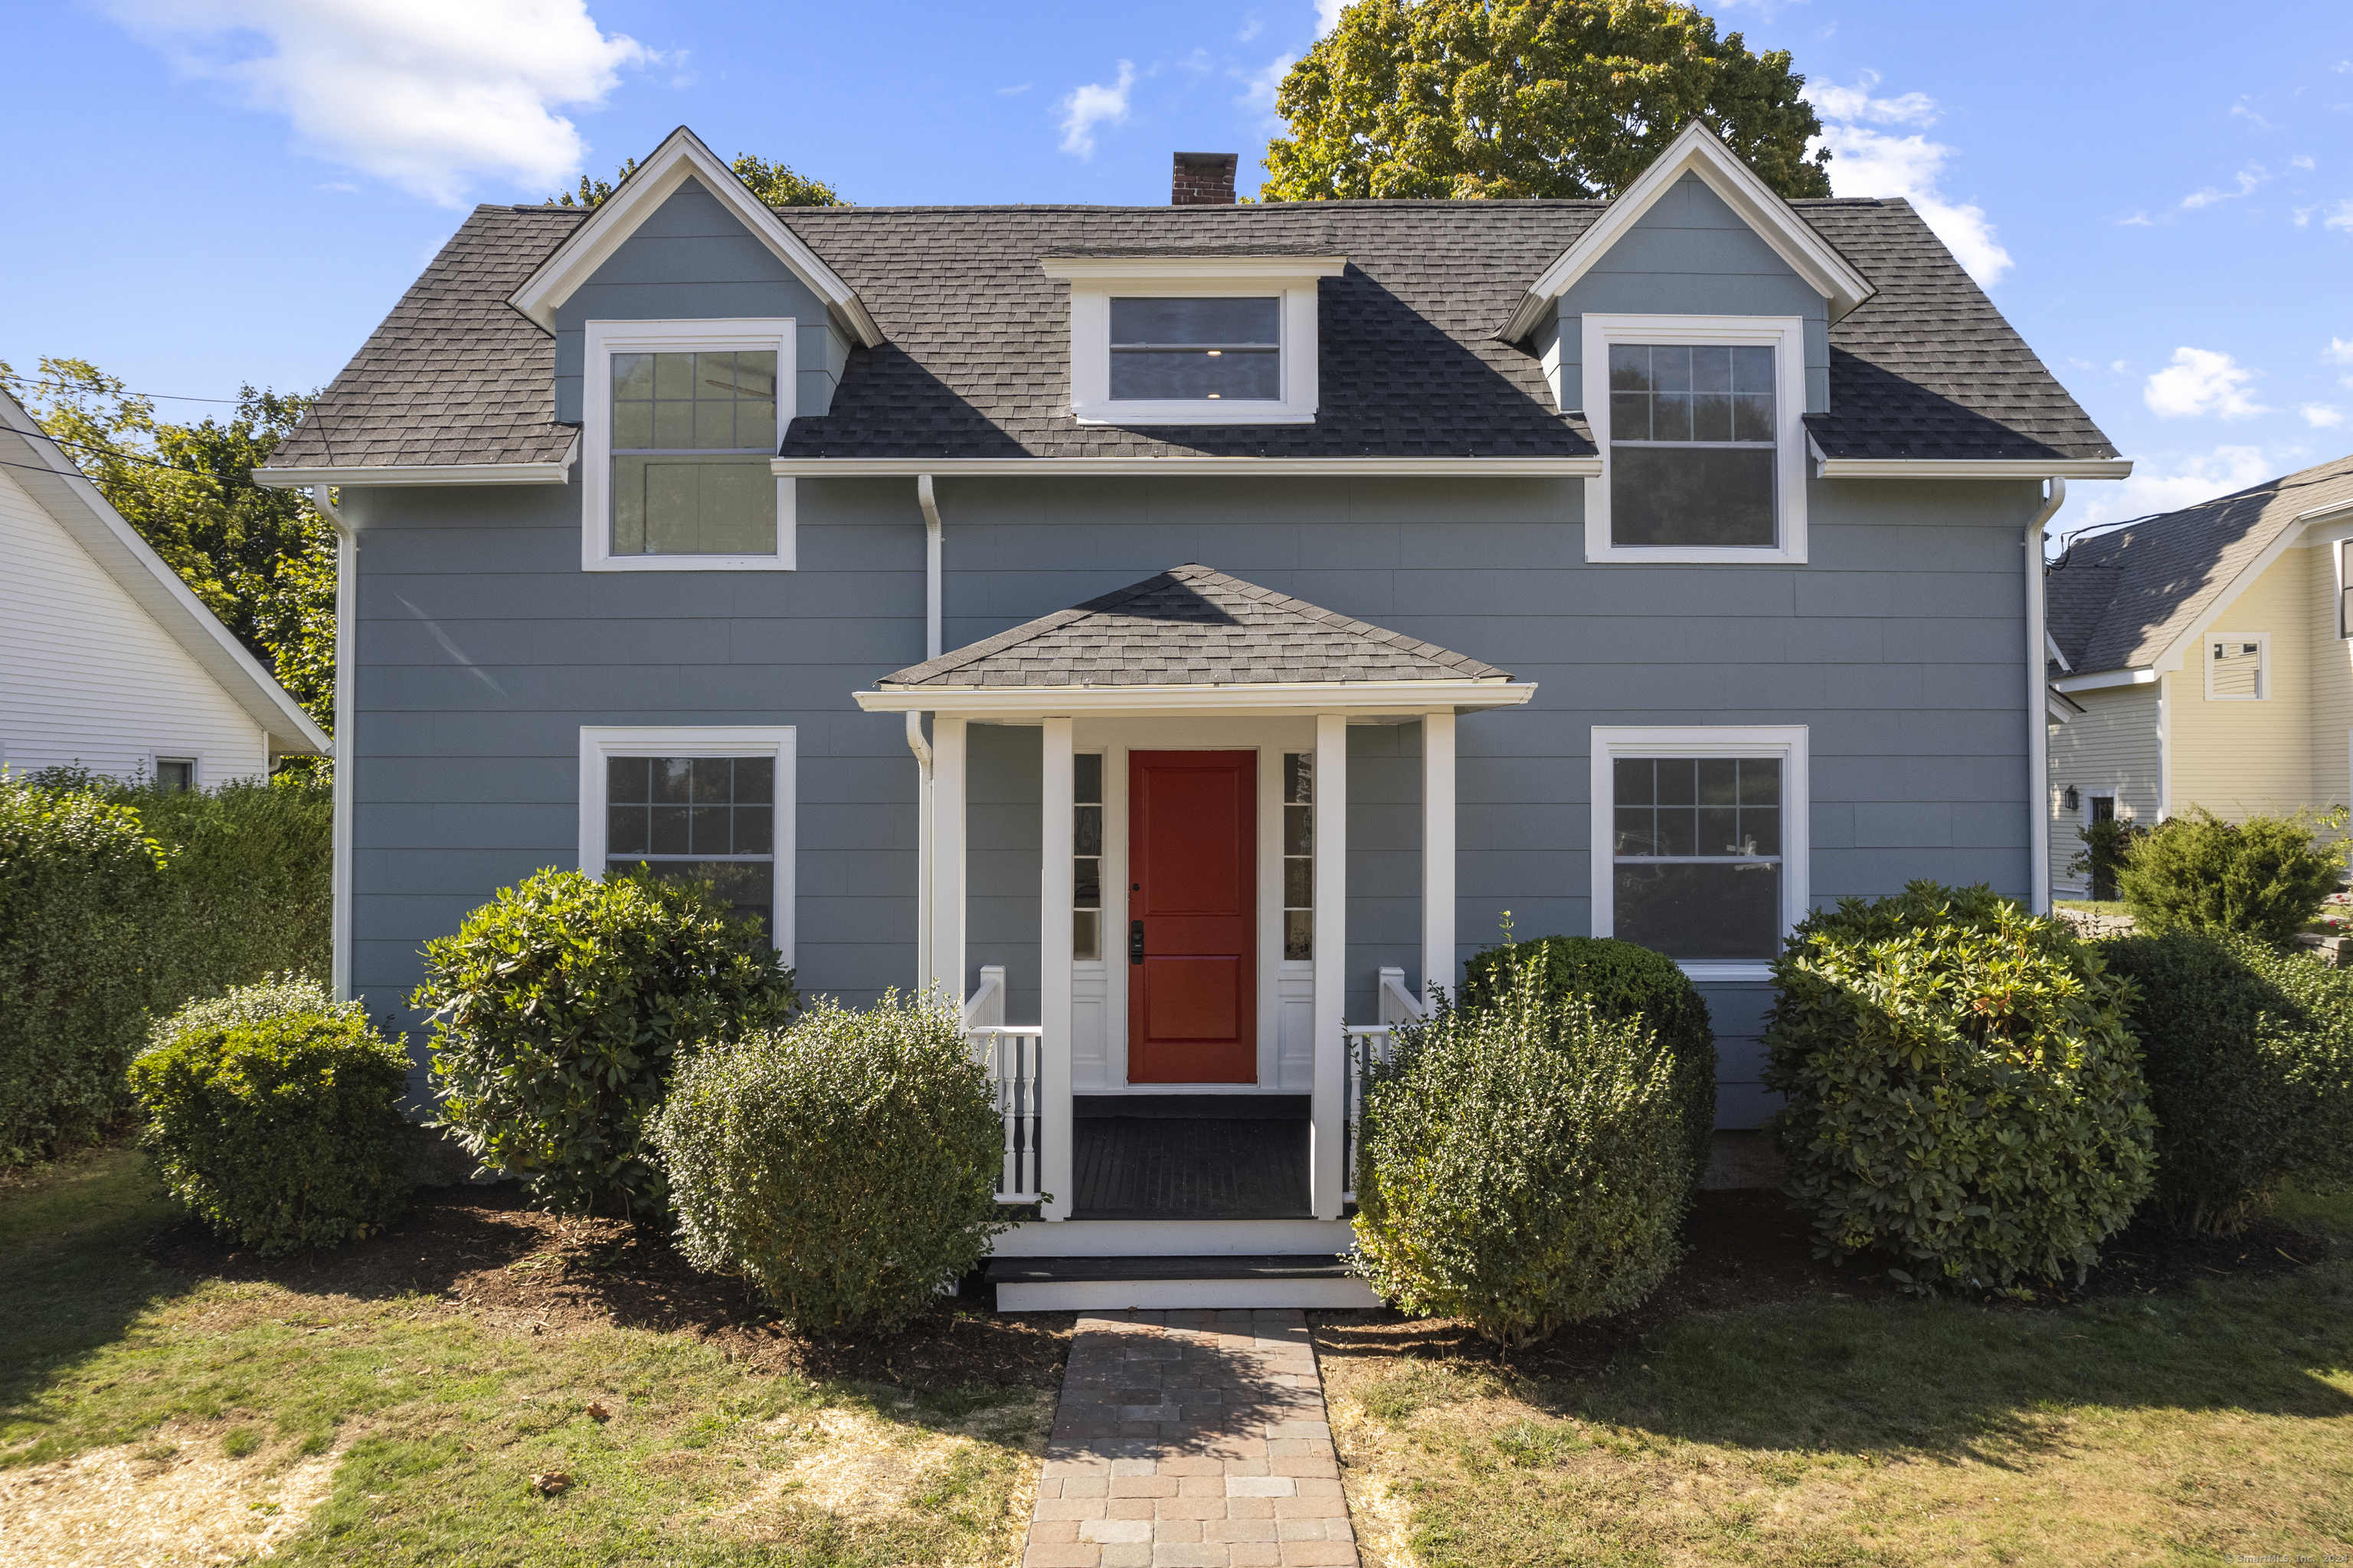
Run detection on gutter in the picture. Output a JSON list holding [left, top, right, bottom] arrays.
[[313, 486, 358, 1001], [908, 475, 944, 988], [2026, 479, 2066, 915]]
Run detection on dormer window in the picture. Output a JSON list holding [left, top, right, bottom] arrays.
[[1042, 255, 1344, 426]]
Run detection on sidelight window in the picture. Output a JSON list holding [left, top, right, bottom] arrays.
[[1283, 752, 1314, 961], [1074, 752, 1104, 961]]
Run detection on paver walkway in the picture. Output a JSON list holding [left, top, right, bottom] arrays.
[[1023, 1308, 1356, 1568]]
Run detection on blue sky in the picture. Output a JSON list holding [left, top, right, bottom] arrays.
[[5, 0, 2349, 538]]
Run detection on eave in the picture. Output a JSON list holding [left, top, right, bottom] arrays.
[[1814, 457, 2134, 480], [776, 456, 1601, 478], [854, 679, 1539, 719], [254, 451, 577, 489]]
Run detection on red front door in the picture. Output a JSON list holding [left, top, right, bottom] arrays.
[[1128, 750, 1257, 1084]]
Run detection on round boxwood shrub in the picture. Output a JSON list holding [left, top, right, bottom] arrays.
[[1352, 967, 1690, 1349], [2115, 805, 2345, 946], [1461, 934, 1716, 1203], [650, 990, 1010, 1336], [417, 867, 797, 1223], [129, 977, 410, 1255], [1762, 881, 2156, 1295], [2099, 931, 2353, 1232]]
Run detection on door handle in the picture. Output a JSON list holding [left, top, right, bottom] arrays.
[[1130, 920, 1144, 965]]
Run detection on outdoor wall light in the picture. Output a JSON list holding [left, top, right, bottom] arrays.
[[2063, 785, 2080, 812]]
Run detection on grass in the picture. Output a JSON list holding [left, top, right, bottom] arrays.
[[0, 1146, 1048, 1566], [1320, 1187, 2353, 1566]]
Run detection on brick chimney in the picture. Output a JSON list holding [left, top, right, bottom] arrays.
[[1171, 152, 1238, 206]]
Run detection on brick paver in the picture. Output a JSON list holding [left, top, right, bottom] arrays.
[[1023, 1309, 1356, 1568]]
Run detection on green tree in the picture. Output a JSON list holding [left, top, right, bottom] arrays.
[[2, 358, 335, 732], [549, 154, 847, 209], [1262, 0, 1831, 201]]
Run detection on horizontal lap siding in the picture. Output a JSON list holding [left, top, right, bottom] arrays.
[[2168, 547, 2316, 822], [2045, 684, 2161, 895]]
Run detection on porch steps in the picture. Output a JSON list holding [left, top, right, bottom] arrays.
[[987, 1252, 1379, 1311]]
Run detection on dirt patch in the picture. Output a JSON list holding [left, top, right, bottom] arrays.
[[145, 1185, 1075, 1391], [0, 1421, 345, 1567]]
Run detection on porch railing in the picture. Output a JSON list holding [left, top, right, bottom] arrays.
[[1340, 1023, 1394, 1206], [966, 1025, 1045, 1203]]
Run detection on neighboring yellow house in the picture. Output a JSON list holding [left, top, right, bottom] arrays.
[[2044, 452, 2353, 897]]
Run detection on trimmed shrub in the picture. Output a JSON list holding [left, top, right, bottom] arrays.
[[1461, 935, 1716, 1201], [2099, 931, 2353, 1232], [129, 977, 410, 1255], [1763, 882, 2156, 1295], [0, 777, 167, 1162], [133, 772, 334, 992], [417, 867, 797, 1223], [650, 990, 1010, 1336], [2115, 806, 2345, 946], [1352, 967, 1690, 1349]]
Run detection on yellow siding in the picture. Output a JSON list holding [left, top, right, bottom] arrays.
[[2306, 532, 2353, 810], [2047, 683, 2160, 895], [2167, 545, 2315, 820]]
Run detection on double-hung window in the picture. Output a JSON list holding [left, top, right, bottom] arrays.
[[1110, 298, 1281, 402], [581, 320, 795, 571], [1582, 314, 1808, 565], [579, 726, 796, 961], [1591, 726, 1808, 980]]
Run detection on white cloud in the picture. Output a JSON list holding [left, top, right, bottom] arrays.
[[2067, 445, 2273, 530], [1812, 123, 2014, 284], [2327, 200, 2353, 234], [1315, 0, 1347, 34], [2180, 164, 2269, 208], [998, 82, 1032, 96], [2327, 338, 2353, 365], [2143, 347, 2268, 420], [1235, 54, 1294, 115], [1805, 72, 1937, 126], [1059, 61, 1134, 159], [1236, 13, 1264, 42], [2305, 404, 2346, 428], [2291, 153, 2316, 170], [2229, 100, 2278, 132], [100, 0, 650, 205], [2110, 358, 2129, 373]]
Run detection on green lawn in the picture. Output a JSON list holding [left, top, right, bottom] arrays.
[[0, 1147, 1049, 1566], [1319, 1188, 2353, 1566]]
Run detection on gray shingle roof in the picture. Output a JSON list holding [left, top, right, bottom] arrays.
[[2045, 452, 2353, 676], [266, 193, 2114, 470], [875, 563, 1512, 688]]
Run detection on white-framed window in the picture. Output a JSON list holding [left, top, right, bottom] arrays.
[[1581, 313, 1809, 565], [151, 755, 198, 792], [581, 319, 796, 572], [2204, 633, 2267, 701], [1073, 751, 1104, 961], [578, 726, 796, 964], [2336, 540, 2352, 640], [1042, 257, 1342, 426], [1590, 725, 1809, 982]]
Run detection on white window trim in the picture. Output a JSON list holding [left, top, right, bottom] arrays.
[[578, 725, 797, 967], [581, 319, 797, 572], [2203, 633, 2268, 702], [1589, 725, 1809, 984], [1581, 313, 1809, 565], [149, 752, 201, 789], [2337, 539, 2352, 640], [1044, 257, 1342, 427]]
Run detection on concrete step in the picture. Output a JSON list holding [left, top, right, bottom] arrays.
[[985, 1252, 1380, 1311]]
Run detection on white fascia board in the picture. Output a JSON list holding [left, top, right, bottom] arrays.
[[2296, 495, 2353, 525], [2044, 630, 2072, 672], [1039, 255, 1347, 282], [0, 395, 330, 757], [1502, 121, 1876, 342], [254, 458, 574, 489], [2046, 689, 2080, 722], [853, 680, 1539, 719], [507, 126, 882, 348], [1815, 457, 2135, 480], [2051, 667, 2161, 692], [775, 456, 1602, 478]]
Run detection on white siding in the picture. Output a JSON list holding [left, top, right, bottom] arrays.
[[0, 463, 268, 783], [2047, 683, 2161, 895]]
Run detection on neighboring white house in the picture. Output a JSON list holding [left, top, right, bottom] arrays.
[[2044, 450, 2353, 895], [0, 389, 327, 784]]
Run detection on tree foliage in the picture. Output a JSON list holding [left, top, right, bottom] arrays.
[[1, 358, 334, 731], [2113, 806, 2348, 947], [1262, 0, 1831, 201], [549, 154, 847, 209]]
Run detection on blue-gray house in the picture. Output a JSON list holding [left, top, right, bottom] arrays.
[[257, 123, 2128, 1307]]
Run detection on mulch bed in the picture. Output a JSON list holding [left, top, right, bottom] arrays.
[[143, 1182, 2334, 1387], [145, 1184, 1074, 1392]]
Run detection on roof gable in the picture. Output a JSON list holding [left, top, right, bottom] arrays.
[[876, 563, 1512, 689], [1503, 121, 1874, 340], [508, 126, 882, 347]]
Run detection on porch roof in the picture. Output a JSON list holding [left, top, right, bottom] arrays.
[[876, 563, 1511, 690]]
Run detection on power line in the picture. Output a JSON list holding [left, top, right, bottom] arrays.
[[1, 372, 253, 405], [4, 422, 297, 478]]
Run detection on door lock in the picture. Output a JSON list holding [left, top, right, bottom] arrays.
[[1129, 920, 1145, 965]]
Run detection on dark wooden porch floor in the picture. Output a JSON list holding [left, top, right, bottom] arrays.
[[1070, 1095, 1312, 1219]]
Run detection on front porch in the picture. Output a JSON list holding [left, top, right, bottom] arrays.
[[856, 565, 1535, 1306]]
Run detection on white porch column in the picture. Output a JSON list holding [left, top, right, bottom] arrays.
[[927, 716, 967, 1003], [1039, 718, 1076, 1221], [1421, 709, 1457, 1010], [1311, 712, 1349, 1220]]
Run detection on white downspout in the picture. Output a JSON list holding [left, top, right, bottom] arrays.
[[909, 475, 944, 987], [2026, 478, 2066, 915], [313, 485, 358, 1000]]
